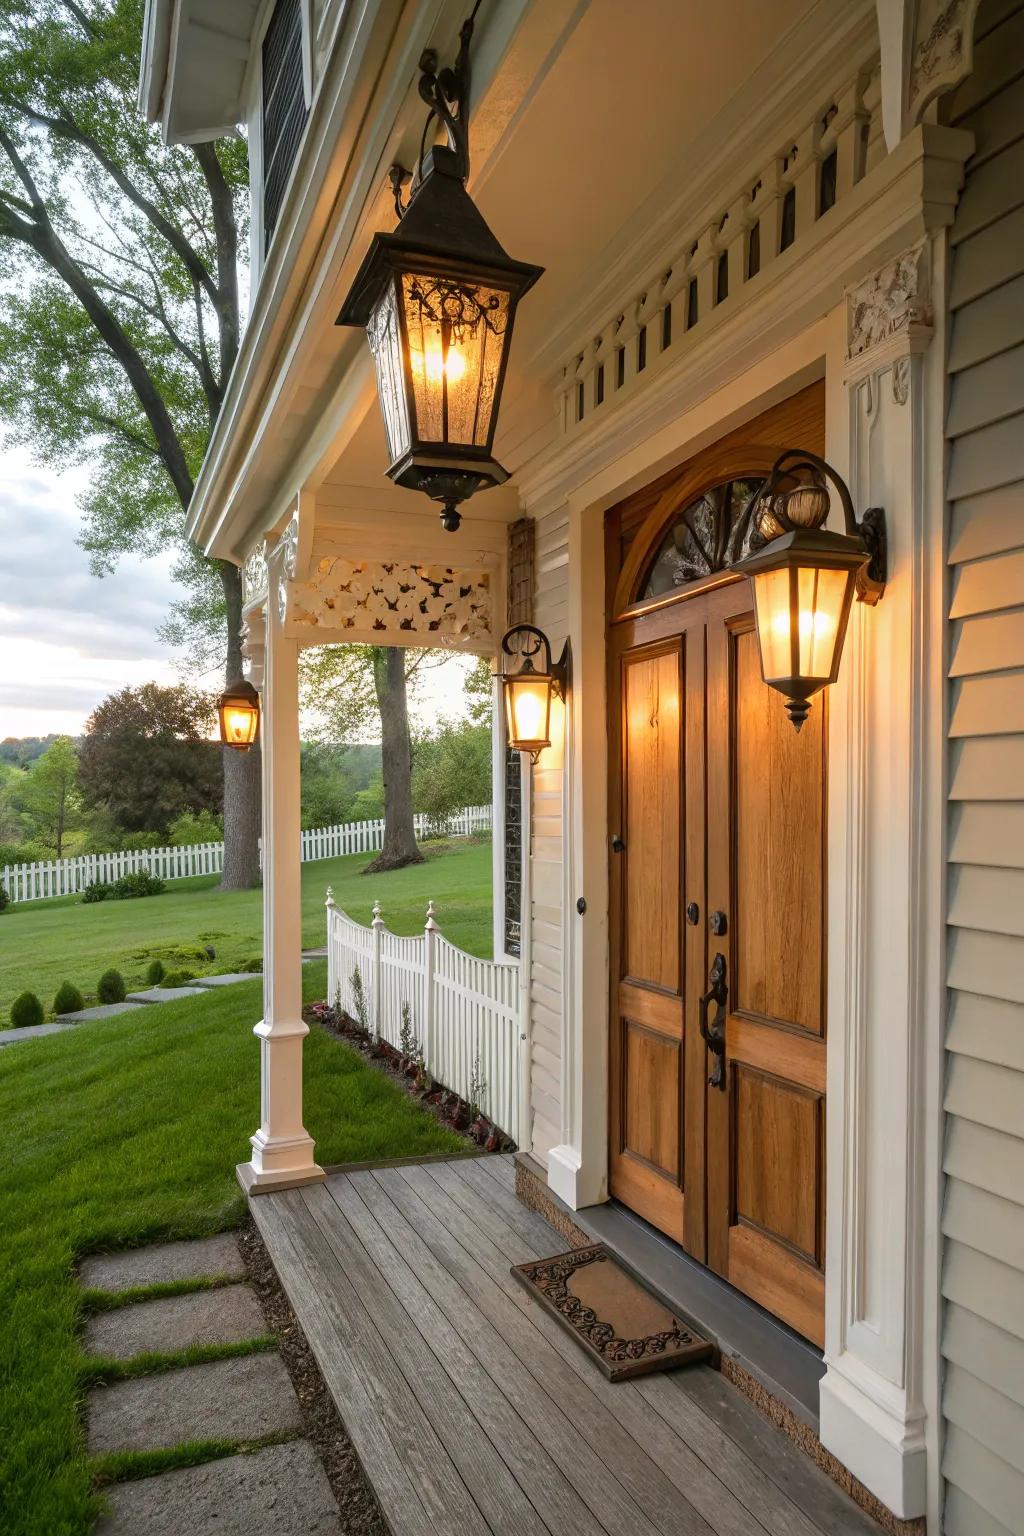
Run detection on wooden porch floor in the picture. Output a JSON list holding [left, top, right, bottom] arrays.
[[251, 1155, 880, 1536]]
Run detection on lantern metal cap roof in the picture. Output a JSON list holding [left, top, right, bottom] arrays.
[[338, 145, 544, 328], [733, 524, 870, 577]]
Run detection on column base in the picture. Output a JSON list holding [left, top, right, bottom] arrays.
[[239, 1127, 325, 1196], [547, 1142, 607, 1210], [237, 1159, 326, 1196], [819, 1358, 927, 1520]]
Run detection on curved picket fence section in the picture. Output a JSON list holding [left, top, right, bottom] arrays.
[[1, 804, 492, 904], [326, 894, 521, 1140]]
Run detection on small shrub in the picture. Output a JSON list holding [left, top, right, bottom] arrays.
[[97, 969, 126, 1004], [399, 1000, 418, 1061], [110, 871, 166, 901], [238, 956, 262, 973], [469, 1054, 488, 1120], [145, 958, 165, 985], [160, 970, 196, 988], [350, 965, 369, 1032], [82, 882, 110, 904], [0, 883, 9, 912], [11, 991, 44, 1029], [167, 809, 223, 846], [52, 981, 85, 1016]]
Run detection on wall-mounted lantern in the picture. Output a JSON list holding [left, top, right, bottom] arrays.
[[735, 450, 886, 730], [338, 10, 543, 532], [218, 678, 260, 751], [501, 624, 569, 761]]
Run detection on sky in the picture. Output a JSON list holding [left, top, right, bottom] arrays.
[[0, 444, 479, 742]]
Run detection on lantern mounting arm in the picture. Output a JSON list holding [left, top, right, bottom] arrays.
[[390, 1, 483, 218], [501, 623, 569, 702], [753, 449, 887, 605]]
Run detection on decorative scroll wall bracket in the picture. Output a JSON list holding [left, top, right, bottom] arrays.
[[844, 241, 934, 398], [390, 6, 477, 214], [240, 604, 266, 691]]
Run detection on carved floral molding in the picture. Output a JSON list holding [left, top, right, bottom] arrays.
[[242, 544, 268, 606], [286, 557, 493, 648], [908, 0, 981, 126]]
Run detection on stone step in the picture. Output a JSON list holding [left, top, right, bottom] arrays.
[[80, 1234, 245, 1294], [93, 1440, 341, 1536], [85, 1284, 265, 1361], [88, 1352, 300, 1454], [126, 985, 212, 1004], [193, 973, 261, 988]]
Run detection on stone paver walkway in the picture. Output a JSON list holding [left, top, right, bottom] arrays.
[[0, 971, 267, 1047], [94, 1440, 341, 1536], [82, 1232, 341, 1533]]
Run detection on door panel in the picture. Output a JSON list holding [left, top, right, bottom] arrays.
[[706, 588, 827, 1346], [733, 629, 824, 1035], [609, 638, 689, 1241]]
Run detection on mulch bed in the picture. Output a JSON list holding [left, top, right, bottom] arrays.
[[238, 1217, 389, 1536]]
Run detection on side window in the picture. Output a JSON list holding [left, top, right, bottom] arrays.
[[262, 0, 309, 252]]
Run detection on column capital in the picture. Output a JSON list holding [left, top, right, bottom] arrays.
[[843, 240, 934, 388]]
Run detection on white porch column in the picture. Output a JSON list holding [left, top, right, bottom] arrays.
[[818, 237, 947, 1520], [240, 546, 324, 1194]]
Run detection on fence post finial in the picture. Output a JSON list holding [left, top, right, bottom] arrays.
[[425, 898, 439, 931], [372, 900, 384, 927], [325, 885, 336, 909]]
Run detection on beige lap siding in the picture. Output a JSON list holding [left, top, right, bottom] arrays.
[[528, 503, 570, 1166], [941, 7, 1024, 1534]]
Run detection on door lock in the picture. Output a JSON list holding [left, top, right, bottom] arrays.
[[611, 834, 625, 853], [698, 951, 728, 1090]]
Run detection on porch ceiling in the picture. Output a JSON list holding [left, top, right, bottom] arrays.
[[191, 0, 867, 561]]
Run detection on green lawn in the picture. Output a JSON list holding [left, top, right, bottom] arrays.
[[0, 960, 463, 1536], [0, 838, 492, 1020]]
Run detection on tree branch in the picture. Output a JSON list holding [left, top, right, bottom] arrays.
[[192, 142, 239, 386]]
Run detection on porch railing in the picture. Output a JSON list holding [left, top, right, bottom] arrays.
[[0, 804, 492, 904], [326, 893, 521, 1141]]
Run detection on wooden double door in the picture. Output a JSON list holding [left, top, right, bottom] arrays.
[[608, 579, 827, 1346]]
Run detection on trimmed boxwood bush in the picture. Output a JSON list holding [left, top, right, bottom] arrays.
[[160, 970, 197, 988], [0, 882, 10, 912], [11, 992, 44, 1029], [53, 982, 85, 1016], [145, 958, 165, 985], [97, 969, 126, 1004], [82, 882, 110, 903], [110, 871, 166, 900]]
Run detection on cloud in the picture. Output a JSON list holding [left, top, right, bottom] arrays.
[[0, 453, 185, 733]]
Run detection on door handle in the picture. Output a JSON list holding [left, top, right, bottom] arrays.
[[698, 951, 728, 1090], [611, 834, 625, 853]]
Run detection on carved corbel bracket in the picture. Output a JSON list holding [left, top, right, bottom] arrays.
[[843, 242, 934, 398], [240, 605, 266, 690]]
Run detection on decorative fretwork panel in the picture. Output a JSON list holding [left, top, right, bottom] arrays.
[[288, 556, 493, 647]]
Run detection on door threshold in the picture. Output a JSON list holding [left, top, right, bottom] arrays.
[[514, 1154, 824, 1430]]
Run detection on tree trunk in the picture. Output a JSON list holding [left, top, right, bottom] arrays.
[[219, 560, 262, 890], [364, 647, 423, 874]]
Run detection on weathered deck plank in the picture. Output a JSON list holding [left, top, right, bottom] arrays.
[[253, 1157, 879, 1536]]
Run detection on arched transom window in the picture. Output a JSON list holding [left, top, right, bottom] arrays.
[[640, 476, 765, 600]]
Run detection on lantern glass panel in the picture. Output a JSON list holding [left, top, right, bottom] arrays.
[[504, 672, 552, 752], [400, 273, 510, 447], [220, 698, 259, 749], [752, 563, 853, 685], [367, 281, 410, 463]]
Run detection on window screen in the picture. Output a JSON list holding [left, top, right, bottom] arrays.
[[262, 0, 308, 251]]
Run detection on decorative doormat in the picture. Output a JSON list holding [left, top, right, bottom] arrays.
[[512, 1244, 714, 1381]]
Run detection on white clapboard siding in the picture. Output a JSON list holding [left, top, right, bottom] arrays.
[[1, 805, 492, 904], [325, 900, 520, 1138], [942, 14, 1024, 1531], [526, 502, 570, 1164]]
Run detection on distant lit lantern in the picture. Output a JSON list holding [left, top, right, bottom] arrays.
[[337, 12, 543, 532], [501, 624, 569, 760], [218, 678, 260, 751], [735, 451, 886, 730]]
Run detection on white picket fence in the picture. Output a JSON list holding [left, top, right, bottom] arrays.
[[1, 804, 492, 904], [326, 894, 521, 1141]]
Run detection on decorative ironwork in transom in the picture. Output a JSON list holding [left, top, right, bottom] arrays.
[[640, 477, 765, 599]]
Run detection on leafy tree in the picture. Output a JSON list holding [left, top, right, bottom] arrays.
[[300, 744, 356, 830], [302, 646, 446, 873], [0, 1, 259, 887], [413, 721, 492, 835], [15, 735, 83, 856], [166, 808, 223, 845], [78, 682, 220, 835]]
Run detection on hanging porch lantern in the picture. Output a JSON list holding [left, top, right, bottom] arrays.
[[734, 450, 886, 731], [500, 624, 569, 760], [338, 10, 543, 532], [218, 678, 260, 751]]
